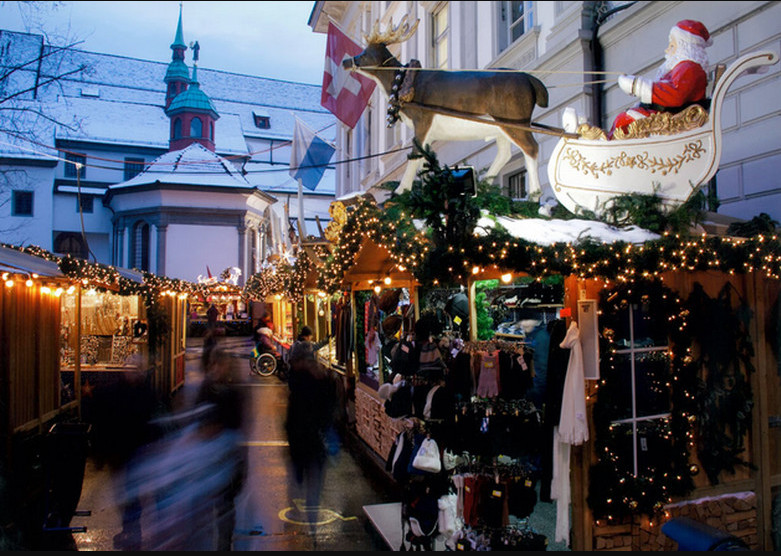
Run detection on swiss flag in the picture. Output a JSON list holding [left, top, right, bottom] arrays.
[[321, 22, 376, 129]]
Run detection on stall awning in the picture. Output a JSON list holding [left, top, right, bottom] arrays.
[[0, 245, 64, 278], [341, 238, 418, 290]]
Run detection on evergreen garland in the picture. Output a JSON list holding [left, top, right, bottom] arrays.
[[588, 279, 697, 521], [588, 278, 758, 521]]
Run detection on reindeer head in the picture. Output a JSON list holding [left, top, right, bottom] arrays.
[[342, 15, 420, 72]]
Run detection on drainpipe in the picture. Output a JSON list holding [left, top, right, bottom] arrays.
[[586, 1, 638, 128]]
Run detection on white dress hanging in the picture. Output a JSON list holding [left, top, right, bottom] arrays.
[[551, 321, 589, 546]]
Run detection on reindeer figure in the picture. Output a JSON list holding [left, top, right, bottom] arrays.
[[344, 16, 549, 196]]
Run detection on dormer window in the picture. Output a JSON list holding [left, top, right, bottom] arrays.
[[253, 110, 270, 129]]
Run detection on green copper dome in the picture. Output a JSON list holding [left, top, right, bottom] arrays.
[[165, 66, 219, 118], [165, 59, 190, 83]]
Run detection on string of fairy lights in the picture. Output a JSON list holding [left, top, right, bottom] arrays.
[[2, 179, 777, 525]]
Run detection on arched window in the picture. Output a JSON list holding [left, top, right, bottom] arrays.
[[132, 221, 150, 271], [53, 232, 88, 259], [191, 117, 203, 138], [173, 118, 182, 139], [210, 121, 214, 140]]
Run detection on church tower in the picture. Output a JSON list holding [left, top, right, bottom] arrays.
[[164, 8, 220, 152], [164, 4, 189, 110]]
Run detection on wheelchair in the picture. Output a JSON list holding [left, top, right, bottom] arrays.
[[249, 343, 287, 379]]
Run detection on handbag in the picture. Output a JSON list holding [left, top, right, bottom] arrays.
[[442, 448, 457, 471], [411, 437, 441, 473]]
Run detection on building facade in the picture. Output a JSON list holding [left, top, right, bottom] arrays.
[[0, 5, 337, 283], [309, 1, 780, 224]]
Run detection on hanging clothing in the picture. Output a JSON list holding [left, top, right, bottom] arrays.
[[540, 318, 568, 502], [551, 321, 589, 547], [365, 328, 381, 367], [557, 321, 588, 445], [476, 349, 500, 398]]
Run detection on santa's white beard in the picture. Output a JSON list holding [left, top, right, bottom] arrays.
[[655, 45, 708, 80]]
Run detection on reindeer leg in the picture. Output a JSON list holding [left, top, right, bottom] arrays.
[[395, 113, 433, 194], [486, 136, 512, 180], [503, 128, 542, 199], [397, 157, 424, 193]]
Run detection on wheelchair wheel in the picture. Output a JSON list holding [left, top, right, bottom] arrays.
[[255, 352, 277, 377]]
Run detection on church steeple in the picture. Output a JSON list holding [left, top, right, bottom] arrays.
[[164, 3, 190, 110], [165, 42, 220, 152]]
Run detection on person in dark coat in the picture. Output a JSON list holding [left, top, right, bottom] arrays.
[[194, 346, 249, 550], [285, 326, 337, 538], [86, 365, 157, 551]]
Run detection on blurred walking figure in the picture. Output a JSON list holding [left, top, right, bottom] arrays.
[[285, 326, 337, 538], [84, 362, 157, 551], [122, 347, 248, 550]]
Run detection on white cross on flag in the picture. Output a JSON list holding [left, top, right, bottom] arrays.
[[321, 22, 376, 129]]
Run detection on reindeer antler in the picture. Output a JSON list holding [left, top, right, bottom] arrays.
[[364, 14, 420, 45]]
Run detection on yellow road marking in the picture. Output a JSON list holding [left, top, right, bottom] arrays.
[[278, 498, 357, 526]]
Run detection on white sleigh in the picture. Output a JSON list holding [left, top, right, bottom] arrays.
[[547, 50, 778, 217]]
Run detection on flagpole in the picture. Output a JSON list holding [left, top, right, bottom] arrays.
[[297, 178, 308, 241]]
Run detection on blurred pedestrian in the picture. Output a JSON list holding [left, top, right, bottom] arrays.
[[285, 325, 337, 539], [194, 346, 249, 550], [207, 303, 219, 329], [84, 363, 157, 551], [123, 347, 248, 551]]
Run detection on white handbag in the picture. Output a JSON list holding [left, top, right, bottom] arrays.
[[443, 448, 457, 471], [411, 437, 441, 473]]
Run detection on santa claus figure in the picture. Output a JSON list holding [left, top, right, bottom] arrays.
[[609, 19, 712, 139]]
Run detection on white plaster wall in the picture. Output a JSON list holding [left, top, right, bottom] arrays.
[[0, 165, 55, 249], [52, 193, 114, 235], [165, 224, 238, 282], [324, 0, 781, 224]]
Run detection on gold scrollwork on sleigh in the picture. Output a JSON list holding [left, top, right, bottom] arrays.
[[560, 140, 707, 182], [613, 104, 709, 140]]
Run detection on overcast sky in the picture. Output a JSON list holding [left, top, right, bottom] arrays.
[[0, 1, 328, 85]]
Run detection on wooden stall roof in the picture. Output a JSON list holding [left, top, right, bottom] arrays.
[[0, 245, 64, 278], [341, 238, 418, 290]]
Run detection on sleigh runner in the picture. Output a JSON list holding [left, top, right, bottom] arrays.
[[546, 50, 778, 217]]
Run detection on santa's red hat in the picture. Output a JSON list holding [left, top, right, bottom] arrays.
[[670, 19, 712, 47]]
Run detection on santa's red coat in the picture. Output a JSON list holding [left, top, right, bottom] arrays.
[[610, 60, 708, 138]]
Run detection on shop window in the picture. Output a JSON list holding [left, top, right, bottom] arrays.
[[12, 190, 33, 216], [124, 157, 145, 181], [59, 288, 145, 373], [64, 152, 86, 178]]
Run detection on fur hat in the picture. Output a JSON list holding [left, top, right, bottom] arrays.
[[671, 19, 712, 47], [381, 314, 403, 337], [378, 374, 404, 401]]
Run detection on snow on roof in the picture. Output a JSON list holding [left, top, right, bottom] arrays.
[[110, 143, 254, 190], [1, 30, 335, 154], [50, 96, 249, 155], [475, 213, 660, 245]]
